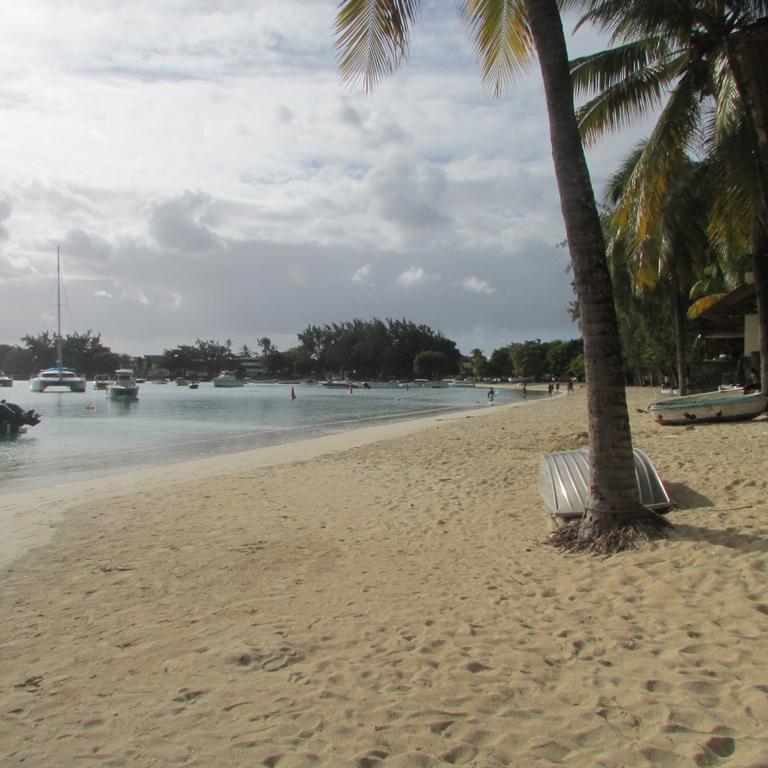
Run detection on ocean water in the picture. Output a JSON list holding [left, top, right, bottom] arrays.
[[1, 381, 536, 494]]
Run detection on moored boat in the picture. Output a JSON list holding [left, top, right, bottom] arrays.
[[93, 374, 110, 390], [107, 369, 139, 400], [213, 371, 244, 388], [322, 379, 358, 389], [0, 371, 13, 387], [30, 367, 87, 393], [648, 387, 767, 425], [0, 400, 42, 436], [30, 248, 87, 393]]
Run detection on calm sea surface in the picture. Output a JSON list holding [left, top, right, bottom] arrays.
[[1, 381, 536, 495]]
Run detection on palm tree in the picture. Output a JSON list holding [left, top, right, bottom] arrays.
[[569, 0, 768, 395], [336, 0, 668, 548], [603, 147, 713, 395]]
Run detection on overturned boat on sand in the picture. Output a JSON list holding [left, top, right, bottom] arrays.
[[648, 387, 766, 425], [539, 447, 672, 520]]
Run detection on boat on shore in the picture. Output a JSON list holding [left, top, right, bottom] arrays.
[[107, 369, 139, 400], [30, 248, 87, 393], [648, 387, 767, 425], [213, 371, 244, 388]]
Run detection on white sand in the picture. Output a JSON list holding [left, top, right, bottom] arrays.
[[1, 387, 767, 767]]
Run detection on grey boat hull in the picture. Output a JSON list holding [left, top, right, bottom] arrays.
[[539, 447, 672, 519]]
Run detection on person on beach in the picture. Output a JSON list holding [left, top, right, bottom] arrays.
[[548, 381, 554, 397], [522, 382, 527, 400], [487, 387, 495, 403], [566, 377, 574, 394]]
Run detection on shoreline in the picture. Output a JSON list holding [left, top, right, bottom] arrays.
[[2, 386, 766, 766], [0, 396, 535, 571]]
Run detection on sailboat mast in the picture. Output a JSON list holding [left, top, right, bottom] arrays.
[[56, 246, 63, 372]]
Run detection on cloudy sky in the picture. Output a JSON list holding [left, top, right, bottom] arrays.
[[0, 1, 648, 358]]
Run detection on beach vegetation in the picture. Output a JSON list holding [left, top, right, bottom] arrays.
[[297, 317, 462, 380], [570, 0, 768, 397], [9, 330, 120, 378], [336, 0, 669, 551], [413, 350, 453, 379]]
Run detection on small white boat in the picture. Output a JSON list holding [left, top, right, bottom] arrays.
[[93, 374, 110, 390], [0, 371, 13, 387], [648, 387, 767, 425], [213, 371, 244, 388], [322, 379, 358, 389], [107, 369, 139, 400]]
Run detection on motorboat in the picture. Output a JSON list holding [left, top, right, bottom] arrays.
[[322, 379, 358, 389], [0, 400, 42, 437], [107, 369, 139, 400], [213, 371, 244, 388], [93, 374, 110, 390], [648, 387, 767, 425], [0, 371, 13, 387], [30, 248, 87, 393]]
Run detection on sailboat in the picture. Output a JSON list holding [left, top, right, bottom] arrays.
[[29, 247, 87, 393]]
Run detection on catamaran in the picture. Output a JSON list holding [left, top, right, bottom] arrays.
[[29, 247, 87, 393]]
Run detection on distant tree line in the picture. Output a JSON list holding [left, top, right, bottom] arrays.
[[295, 318, 462, 380], [2, 291, 683, 384], [0, 331, 128, 379], [470, 339, 585, 382]]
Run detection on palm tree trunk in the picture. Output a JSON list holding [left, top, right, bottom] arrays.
[[523, 0, 644, 538], [672, 278, 688, 397]]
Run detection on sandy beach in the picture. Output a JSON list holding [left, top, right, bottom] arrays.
[[1, 386, 767, 767]]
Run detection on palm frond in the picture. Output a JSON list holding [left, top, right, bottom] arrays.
[[612, 69, 703, 239], [575, 52, 682, 147], [570, 37, 674, 97], [336, 0, 421, 92], [461, 0, 532, 97], [573, 0, 698, 44]]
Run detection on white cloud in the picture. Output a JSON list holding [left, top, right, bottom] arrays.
[[352, 264, 373, 284], [398, 266, 438, 289], [461, 276, 494, 295], [0, 2, 630, 356]]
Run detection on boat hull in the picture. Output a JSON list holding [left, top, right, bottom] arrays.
[[107, 386, 139, 399], [30, 376, 87, 393], [539, 447, 672, 519], [649, 389, 767, 425]]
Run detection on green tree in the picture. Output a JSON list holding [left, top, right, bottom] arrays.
[[570, 0, 768, 394], [413, 350, 451, 379], [336, 0, 658, 548], [602, 149, 713, 394]]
